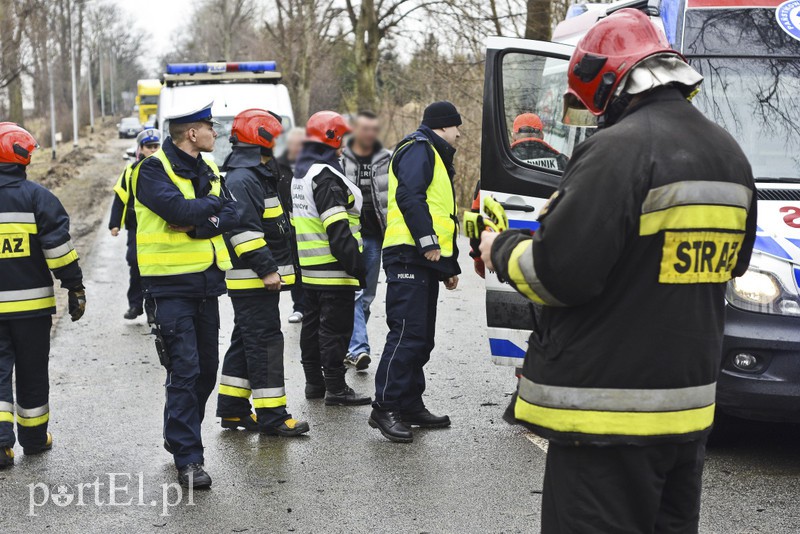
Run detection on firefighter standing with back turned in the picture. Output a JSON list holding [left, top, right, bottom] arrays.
[[0, 123, 86, 469], [215, 109, 309, 436], [132, 102, 239, 489], [481, 10, 757, 532]]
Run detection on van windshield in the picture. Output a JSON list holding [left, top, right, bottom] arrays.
[[684, 7, 800, 180], [689, 57, 800, 180]]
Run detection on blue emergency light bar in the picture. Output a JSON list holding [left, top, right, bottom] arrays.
[[166, 61, 278, 75]]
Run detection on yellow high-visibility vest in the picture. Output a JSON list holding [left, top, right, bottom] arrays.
[[112, 163, 134, 228], [383, 139, 457, 256], [132, 150, 231, 276]]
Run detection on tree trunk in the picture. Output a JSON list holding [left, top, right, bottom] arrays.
[[353, 0, 380, 112], [0, 0, 24, 125], [525, 0, 552, 41]]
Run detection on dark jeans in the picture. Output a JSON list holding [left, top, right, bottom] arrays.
[[290, 284, 305, 314], [217, 293, 289, 428], [125, 230, 143, 310], [542, 440, 706, 534], [300, 289, 355, 372], [0, 316, 52, 450], [153, 297, 220, 469], [373, 262, 439, 413]]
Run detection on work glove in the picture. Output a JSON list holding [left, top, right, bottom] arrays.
[[68, 286, 86, 322]]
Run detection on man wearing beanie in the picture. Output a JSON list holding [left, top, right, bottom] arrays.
[[369, 101, 461, 443]]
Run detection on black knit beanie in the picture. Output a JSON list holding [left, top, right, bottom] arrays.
[[421, 101, 462, 130]]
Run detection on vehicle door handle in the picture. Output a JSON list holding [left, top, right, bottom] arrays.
[[499, 202, 535, 213]]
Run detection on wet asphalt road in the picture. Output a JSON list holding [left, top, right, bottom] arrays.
[[1, 213, 799, 532]]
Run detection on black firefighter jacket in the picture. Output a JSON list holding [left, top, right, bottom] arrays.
[[492, 88, 758, 446]]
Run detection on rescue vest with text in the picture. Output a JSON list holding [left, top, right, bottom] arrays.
[[383, 139, 457, 256], [132, 150, 232, 277], [0, 165, 82, 319], [292, 164, 363, 288]]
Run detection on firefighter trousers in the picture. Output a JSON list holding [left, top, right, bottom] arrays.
[[299, 289, 355, 382], [153, 297, 219, 469], [542, 439, 706, 534], [373, 262, 439, 413], [0, 316, 52, 450], [216, 293, 289, 428]]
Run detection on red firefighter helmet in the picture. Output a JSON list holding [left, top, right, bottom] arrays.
[[230, 108, 283, 149], [0, 122, 38, 165], [512, 113, 544, 134], [565, 8, 683, 116], [304, 111, 351, 149]]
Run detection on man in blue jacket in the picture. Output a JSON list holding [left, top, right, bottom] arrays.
[[132, 102, 238, 488], [369, 102, 461, 443]]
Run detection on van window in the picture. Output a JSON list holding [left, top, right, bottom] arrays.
[[501, 52, 593, 173]]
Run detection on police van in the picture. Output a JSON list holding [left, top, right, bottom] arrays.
[[158, 61, 295, 165], [482, 0, 800, 423]]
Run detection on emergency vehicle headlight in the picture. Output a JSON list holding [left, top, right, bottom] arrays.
[[730, 270, 780, 305]]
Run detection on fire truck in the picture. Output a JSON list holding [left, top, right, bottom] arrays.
[[481, 0, 800, 422]]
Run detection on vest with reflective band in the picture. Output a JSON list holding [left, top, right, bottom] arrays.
[[132, 150, 232, 277], [384, 140, 457, 256], [292, 164, 363, 288], [113, 163, 134, 228], [226, 172, 296, 293]]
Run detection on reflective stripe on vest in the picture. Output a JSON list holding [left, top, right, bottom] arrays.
[[292, 164, 363, 287], [0, 286, 56, 315], [132, 150, 232, 276], [383, 140, 457, 256], [225, 264, 296, 291], [514, 376, 716, 437], [113, 163, 133, 228]]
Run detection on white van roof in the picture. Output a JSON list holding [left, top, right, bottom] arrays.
[[158, 83, 294, 124]]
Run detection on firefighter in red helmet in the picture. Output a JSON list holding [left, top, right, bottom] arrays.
[[292, 111, 371, 406], [481, 9, 757, 532], [0, 123, 86, 469], [215, 109, 309, 436], [510, 113, 568, 171]]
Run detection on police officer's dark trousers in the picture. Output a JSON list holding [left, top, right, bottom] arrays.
[[0, 317, 52, 450], [374, 262, 438, 412], [154, 297, 219, 468], [300, 289, 355, 385], [125, 229, 142, 311], [216, 293, 288, 428], [542, 439, 706, 534]]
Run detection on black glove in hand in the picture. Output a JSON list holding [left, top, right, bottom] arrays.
[[68, 286, 86, 322]]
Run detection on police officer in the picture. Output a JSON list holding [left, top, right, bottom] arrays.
[[0, 123, 85, 469], [369, 101, 461, 443], [292, 111, 370, 406], [215, 109, 309, 436], [509, 113, 569, 171], [132, 102, 238, 488], [109, 128, 160, 320], [481, 10, 757, 532]]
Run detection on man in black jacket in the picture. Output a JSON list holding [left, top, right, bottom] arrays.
[[481, 10, 757, 532], [215, 109, 309, 437], [0, 123, 85, 469], [292, 111, 370, 406], [108, 128, 160, 320], [277, 127, 306, 324], [369, 102, 461, 443]]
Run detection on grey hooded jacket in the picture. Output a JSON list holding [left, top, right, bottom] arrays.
[[340, 141, 392, 231]]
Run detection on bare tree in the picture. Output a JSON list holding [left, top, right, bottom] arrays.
[[0, 0, 32, 124], [263, 0, 344, 122]]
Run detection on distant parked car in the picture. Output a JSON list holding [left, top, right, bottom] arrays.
[[118, 117, 142, 139]]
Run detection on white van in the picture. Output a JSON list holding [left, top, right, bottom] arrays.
[[158, 61, 295, 166]]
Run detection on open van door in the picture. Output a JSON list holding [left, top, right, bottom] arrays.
[[481, 37, 593, 366]]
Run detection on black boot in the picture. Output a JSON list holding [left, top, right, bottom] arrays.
[[177, 463, 212, 489], [401, 408, 451, 428], [0, 446, 13, 469], [124, 307, 143, 320], [323, 367, 371, 406], [369, 409, 413, 443], [302, 362, 326, 399]]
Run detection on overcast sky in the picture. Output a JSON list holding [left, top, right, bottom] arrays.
[[111, 0, 194, 73]]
